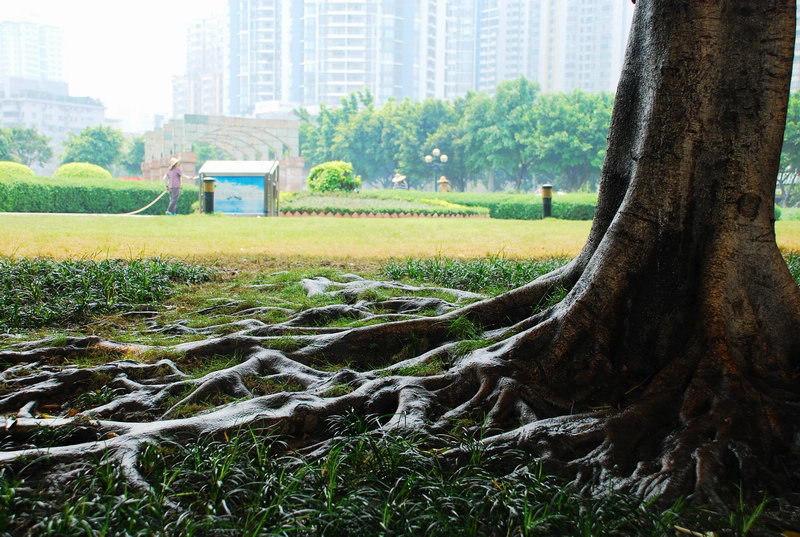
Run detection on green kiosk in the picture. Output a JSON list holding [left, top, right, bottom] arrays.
[[197, 160, 280, 216]]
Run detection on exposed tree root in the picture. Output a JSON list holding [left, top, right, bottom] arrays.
[[1, 264, 797, 528]]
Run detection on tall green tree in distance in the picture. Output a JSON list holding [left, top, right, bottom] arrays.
[[298, 91, 373, 167], [61, 126, 125, 169], [524, 91, 614, 191], [481, 77, 540, 190], [120, 136, 145, 176], [331, 99, 398, 186], [778, 92, 800, 206], [0, 129, 11, 161], [6, 127, 52, 166], [395, 98, 455, 190], [457, 91, 502, 190], [191, 142, 231, 171]]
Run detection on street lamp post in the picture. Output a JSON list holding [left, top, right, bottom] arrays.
[[423, 148, 448, 191]]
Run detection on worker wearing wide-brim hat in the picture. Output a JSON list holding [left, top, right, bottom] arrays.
[[391, 172, 408, 190], [164, 157, 192, 215], [437, 175, 450, 193]]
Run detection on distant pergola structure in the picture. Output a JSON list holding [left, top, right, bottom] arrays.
[[141, 114, 302, 187]]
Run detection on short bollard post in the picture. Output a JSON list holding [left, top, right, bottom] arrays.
[[202, 178, 215, 213], [541, 184, 553, 218]]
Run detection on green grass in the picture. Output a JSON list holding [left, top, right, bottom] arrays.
[[386, 358, 448, 376], [0, 257, 210, 331], [0, 213, 593, 260], [243, 376, 305, 396], [3, 213, 800, 261], [0, 425, 771, 536], [383, 256, 568, 293], [322, 383, 356, 397]]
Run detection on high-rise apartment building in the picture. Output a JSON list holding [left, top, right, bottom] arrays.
[[415, 0, 479, 100], [227, 0, 302, 115], [539, 0, 633, 93], [173, 18, 226, 117], [476, 0, 632, 95], [210, 0, 638, 115], [300, 0, 416, 107], [476, 0, 542, 93], [0, 21, 63, 82]]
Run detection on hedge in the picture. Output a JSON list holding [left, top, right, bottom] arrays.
[[281, 193, 487, 217], [0, 176, 197, 215], [54, 162, 113, 180], [356, 190, 598, 220], [0, 161, 35, 180]]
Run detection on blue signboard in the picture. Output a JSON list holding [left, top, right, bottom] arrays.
[[212, 176, 265, 215]]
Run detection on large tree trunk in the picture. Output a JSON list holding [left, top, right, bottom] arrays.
[[2, 0, 798, 521], [506, 0, 800, 502]]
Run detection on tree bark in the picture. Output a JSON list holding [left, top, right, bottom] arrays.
[[506, 0, 800, 503]]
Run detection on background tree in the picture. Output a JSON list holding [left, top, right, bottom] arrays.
[[61, 126, 125, 169], [394, 99, 454, 190], [456, 91, 504, 190], [191, 141, 231, 171], [425, 97, 471, 191], [298, 91, 372, 168], [120, 136, 145, 176], [0, 129, 10, 161], [331, 100, 398, 186], [524, 91, 613, 191], [778, 92, 800, 206], [5, 127, 52, 167], [478, 77, 539, 190]]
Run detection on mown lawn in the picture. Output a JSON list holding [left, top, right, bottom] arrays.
[[2, 213, 800, 260]]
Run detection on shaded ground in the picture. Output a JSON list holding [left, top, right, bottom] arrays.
[[0, 257, 793, 535]]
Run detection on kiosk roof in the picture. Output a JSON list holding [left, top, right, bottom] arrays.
[[198, 160, 279, 177]]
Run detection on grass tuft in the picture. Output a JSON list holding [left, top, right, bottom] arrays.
[[0, 257, 211, 331], [383, 255, 570, 293], [0, 426, 770, 536]]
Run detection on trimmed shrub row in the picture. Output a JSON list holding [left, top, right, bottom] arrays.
[[281, 193, 488, 217], [279, 210, 487, 218], [357, 190, 597, 220], [0, 176, 197, 215]]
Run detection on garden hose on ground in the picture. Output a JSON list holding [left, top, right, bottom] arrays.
[[122, 190, 168, 216]]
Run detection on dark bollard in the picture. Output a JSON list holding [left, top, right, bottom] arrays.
[[541, 184, 553, 218], [203, 178, 215, 213]]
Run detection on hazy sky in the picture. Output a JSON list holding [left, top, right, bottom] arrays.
[[3, 0, 226, 132]]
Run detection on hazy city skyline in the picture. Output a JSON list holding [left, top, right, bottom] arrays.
[[2, 1, 799, 135], [1, 0, 225, 132]]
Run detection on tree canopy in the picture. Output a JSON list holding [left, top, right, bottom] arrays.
[[61, 126, 125, 169], [0, 130, 10, 162], [0, 126, 52, 167], [778, 91, 800, 206], [120, 137, 145, 176], [298, 80, 614, 192]]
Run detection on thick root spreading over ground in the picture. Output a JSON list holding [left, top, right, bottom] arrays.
[[1, 266, 798, 527]]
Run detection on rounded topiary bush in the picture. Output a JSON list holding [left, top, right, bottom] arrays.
[[54, 162, 112, 180], [306, 161, 361, 193], [0, 161, 35, 180]]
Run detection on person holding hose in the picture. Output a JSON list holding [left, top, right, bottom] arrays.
[[164, 157, 191, 215]]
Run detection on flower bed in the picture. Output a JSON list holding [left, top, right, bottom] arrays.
[[279, 193, 489, 218], [279, 190, 597, 220]]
